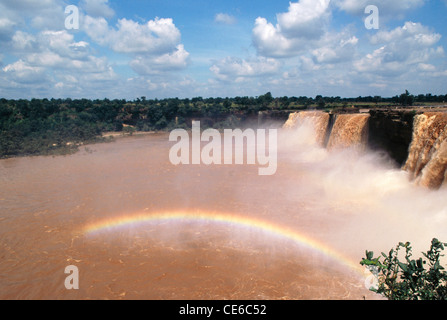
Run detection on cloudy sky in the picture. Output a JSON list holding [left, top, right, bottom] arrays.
[[0, 0, 446, 99]]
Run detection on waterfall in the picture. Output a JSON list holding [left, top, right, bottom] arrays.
[[283, 111, 330, 146], [284, 110, 447, 189], [326, 114, 370, 150], [403, 112, 447, 189]]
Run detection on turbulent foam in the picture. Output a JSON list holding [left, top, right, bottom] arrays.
[[283, 111, 330, 146]]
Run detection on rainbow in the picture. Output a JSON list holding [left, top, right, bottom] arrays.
[[83, 210, 364, 276]]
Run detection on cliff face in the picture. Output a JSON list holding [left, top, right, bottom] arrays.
[[283, 109, 415, 165], [368, 110, 447, 189], [368, 110, 415, 166]]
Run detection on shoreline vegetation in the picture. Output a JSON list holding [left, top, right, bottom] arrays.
[[1, 92, 446, 159]]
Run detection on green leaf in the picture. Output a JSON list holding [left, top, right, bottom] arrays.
[[398, 262, 408, 272], [361, 259, 376, 266], [416, 259, 423, 270]]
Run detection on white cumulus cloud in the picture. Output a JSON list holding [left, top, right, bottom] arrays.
[[84, 16, 181, 55], [252, 0, 333, 58], [130, 44, 190, 75], [277, 0, 331, 38], [210, 56, 282, 81], [83, 15, 190, 74], [2, 59, 46, 84], [1, 29, 117, 96], [354, 22, 443, 75]]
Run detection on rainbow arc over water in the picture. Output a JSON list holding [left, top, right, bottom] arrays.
[[83, 210, 364, 276]]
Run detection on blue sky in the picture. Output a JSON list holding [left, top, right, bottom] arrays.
[[0, 0, 446, 99]]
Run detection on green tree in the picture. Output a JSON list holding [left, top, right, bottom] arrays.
[[373, 96, 382, 105], [399, 90, 414, 106], [361, 238, 447, 300], [257, 92, 273, 107], [315, 95, 326, 109]]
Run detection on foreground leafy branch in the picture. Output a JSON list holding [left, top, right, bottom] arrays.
[[360, 238, 447, 300]]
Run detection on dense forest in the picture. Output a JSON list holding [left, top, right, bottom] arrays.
[[1, 92, 446, 158]]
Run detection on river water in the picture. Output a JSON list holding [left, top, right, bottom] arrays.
[[1, 126, 446, 300]]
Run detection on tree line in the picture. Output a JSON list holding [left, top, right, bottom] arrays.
[[1, 91, 446, 158]]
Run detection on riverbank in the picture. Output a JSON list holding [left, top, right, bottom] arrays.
[[101, 130, 157, 138], [2, 104, 446, 160]]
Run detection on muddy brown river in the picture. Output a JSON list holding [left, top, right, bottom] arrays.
[[1, 127, 446, 300]]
